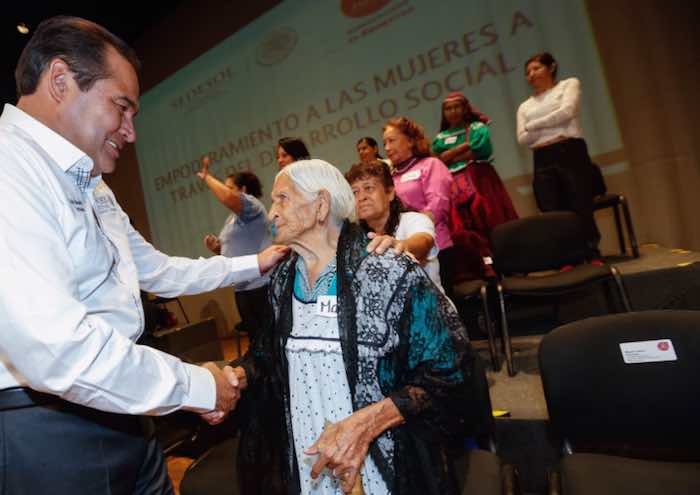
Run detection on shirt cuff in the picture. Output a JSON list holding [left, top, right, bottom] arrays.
[[230, 254, 261, 285], [182, 363, 217, 412]]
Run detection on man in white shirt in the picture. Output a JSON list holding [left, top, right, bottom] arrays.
[[0, 16, 287, 495]]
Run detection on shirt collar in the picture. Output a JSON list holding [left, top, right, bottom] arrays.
[[1, 104, 94, 190]]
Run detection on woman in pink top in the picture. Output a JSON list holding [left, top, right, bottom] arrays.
[[382, 116, 456, 294]]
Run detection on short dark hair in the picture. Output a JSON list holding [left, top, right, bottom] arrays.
[[228, 171, 263, 198], [15, 16, 141, 97], [277, 137, 310, 161], [525, 52, 558, 79]]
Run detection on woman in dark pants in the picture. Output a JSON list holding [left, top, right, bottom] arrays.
[[516, 52, 601, 260]]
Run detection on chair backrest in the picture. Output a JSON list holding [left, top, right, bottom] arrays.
[[539, 311, 700, 458], [491, 212, 590, 274]]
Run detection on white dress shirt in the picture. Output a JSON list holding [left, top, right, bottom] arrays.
[[0, 104, 260, 415], [516, 77, 584, 148]]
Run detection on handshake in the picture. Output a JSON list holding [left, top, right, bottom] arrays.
[[200, 362, 247, 425]]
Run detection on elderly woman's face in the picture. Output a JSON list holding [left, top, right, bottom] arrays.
[[269, 173, 318, 244], [383, 126, 413, 164]]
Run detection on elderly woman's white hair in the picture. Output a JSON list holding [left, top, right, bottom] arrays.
[[277, 159, 357, 225]]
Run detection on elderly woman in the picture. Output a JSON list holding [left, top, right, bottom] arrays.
[[346, 159, 443, 292], [231, 159, 470, 495]]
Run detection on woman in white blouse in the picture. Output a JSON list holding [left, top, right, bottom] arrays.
[[516, 52, 601, 259]]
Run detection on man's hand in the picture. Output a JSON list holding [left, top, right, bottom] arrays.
[[196, 156, 211, 180], [366, 232, 405, 256], [200, 362, 240, 425], [257, 245, 290, 273], [203, 234, 221, 254]]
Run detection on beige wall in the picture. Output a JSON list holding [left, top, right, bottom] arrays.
[[107, 0, 700, 334]]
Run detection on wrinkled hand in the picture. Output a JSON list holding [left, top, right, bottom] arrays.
[[257, 245, 290, 273], [200, 362, 240, 425], [366, 232, 405, 256], [305, 410, 374, 494], [203, 234, 221, 254], [196, 156, 211, 180]]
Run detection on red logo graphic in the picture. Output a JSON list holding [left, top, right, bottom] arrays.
[[341, 0, 392, 18], [657, 341, 670, 351]]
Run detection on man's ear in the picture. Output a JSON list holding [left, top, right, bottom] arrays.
[[46, 58, 73, 103]]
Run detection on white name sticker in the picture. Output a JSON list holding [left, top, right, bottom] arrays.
[[316, 296, 338, 318], [619, 339, 677, 364], [444, 136, 458, 145], [400, 169, 421, 183]]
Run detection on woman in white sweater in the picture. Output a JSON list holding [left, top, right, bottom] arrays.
[[516, 52, 601, 260]]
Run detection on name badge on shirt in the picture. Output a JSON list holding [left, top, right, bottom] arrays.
[[316, 295, 338, 318], [444, 136, 458, 145], [400, 169, 421, 183]]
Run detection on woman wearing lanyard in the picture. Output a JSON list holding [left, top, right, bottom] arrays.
[[382, 117, 455, 294], [516, 52, 601, 260]]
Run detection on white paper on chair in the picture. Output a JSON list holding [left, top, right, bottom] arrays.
[[619, 339, 677, 364]]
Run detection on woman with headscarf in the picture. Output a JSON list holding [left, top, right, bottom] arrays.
[[516, 52, 601, 260], [230, 159, 470, 495], [433, 92, 518, 230]]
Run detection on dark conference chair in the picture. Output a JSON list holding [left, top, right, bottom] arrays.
[[491, 212, 631, 376], [539, 311, 700, 495], [591, 163, 639, 258]]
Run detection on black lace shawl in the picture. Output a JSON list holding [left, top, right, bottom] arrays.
[[233, 221, 472, 495]]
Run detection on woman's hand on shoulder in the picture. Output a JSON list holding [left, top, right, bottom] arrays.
[[366, 232, 405, 256]]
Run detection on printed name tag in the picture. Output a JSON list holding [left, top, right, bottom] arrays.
[[444, 136, 458, 145], [316, 296, 338, 318], [400, 170, 421, 183], [619, 339, 677, 364]]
